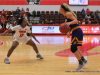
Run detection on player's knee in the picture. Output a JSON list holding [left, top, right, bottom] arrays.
[[71, 46, 77, 53]]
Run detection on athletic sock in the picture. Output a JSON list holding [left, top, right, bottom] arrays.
[[37, 53, 40, 55], [78, 59, 83, 65], [6, 57, 9, 59], [81, 56, 85, 61]]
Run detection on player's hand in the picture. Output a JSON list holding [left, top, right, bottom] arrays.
[[35, 39, 40, 44], [67, 32, 70, 38], [65, 22, 70, 26]]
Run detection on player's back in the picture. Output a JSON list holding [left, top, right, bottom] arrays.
[[65, 16, 79, 31]]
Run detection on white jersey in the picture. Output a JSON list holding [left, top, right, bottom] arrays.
[[11, 25, 31, 39], [0, 25, 2, 29], [6, 24, 12, 29]]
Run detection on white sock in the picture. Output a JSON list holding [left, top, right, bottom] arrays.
[[37, 53, 40, 55], [6, 57, 9, 59]]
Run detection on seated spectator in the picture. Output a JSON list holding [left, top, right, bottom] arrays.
[[96, 23, 99, 25], [45, 19, 49, 24], [86, 8, 90, 14], [1, 16, 6, 24], [85, 12, 88, 17], [2, 9, 5, 16], [95, 10, 99, 18], [97, 13, 100, 18], [49, 20, 53, 24], [81, 19, 85, 25], [91, 12, 96, 19], [42, 21, 44, 24], [1, 22, 6, 33], [26, 8, 29, 13], [20, 8, 25, 14], [34, 21, 38, 24], [0, 12, 4, 17], [23, 14, 30, 25], [86, 19, 90, 24], [12, 21, 17, 27], [23, 14, 28, 21], [11, 21, 17, 34], [81, 8, 85, 14], [88, 21, 91, 24], [18, 17, 21, 20], [78, 21, 81, 24], [85, 15, 91, 19], [16, 7, 20, 12], [85, 12, 91, 19], [5, 10, 10, 20], [10, 10, 15, 17], [7, 18, 10, 23], [82, 13, 85, 18], [87, 21, 94, 24], [10, 17, 17, 24], [25, 8, 31, 19], [38, 20, 44, 24], [0, 24, 2, 33], [6, 21, 12, 30], [15, 9, 20, 18]]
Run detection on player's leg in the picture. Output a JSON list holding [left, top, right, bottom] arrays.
[[26, 39, 43, 59], [4, 41, 19, 64], [76, 29, 88, 64], [71, 46, 85, 71], [77, 49, 88, 64]]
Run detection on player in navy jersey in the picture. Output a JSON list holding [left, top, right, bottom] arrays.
[[59, 3, 88, 71]]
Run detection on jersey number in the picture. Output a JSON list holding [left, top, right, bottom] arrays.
[[19, 34, 24, 37]]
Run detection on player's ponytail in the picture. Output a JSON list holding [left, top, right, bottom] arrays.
[[61, 3, 77, 18], [18, 18, 25, 25]]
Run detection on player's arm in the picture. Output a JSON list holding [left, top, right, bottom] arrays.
[[66, 12, 78, 25], [29, 33, 37, 40], [2, 26, 17, 35], [67, 31, 70, 38], [29, 33, 40, 43], [3, 29, 12, 35], [27, 27, 40, 43]]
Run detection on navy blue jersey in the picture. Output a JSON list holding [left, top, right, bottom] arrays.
[[65, 16, 79, 31], [65, 16, 83, 47]]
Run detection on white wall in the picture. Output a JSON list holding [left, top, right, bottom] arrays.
[[0, 5, 100, 12]]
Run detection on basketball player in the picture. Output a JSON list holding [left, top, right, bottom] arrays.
[[2, 18, 43, 64], [59, 3, 88, 71]]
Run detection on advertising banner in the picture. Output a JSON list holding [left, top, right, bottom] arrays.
[[32, 25, 100, 35]]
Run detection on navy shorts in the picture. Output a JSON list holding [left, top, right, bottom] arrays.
[[71, 28, 83, 47]]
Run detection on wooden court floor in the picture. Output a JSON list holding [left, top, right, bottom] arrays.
[[0, 35, 100, 75]]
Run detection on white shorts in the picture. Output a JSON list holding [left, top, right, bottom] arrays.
[[13, 36, 30, 44]]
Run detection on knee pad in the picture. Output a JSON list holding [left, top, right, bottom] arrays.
[[71, 46, 77, 53]]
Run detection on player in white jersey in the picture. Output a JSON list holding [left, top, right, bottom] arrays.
[[3, 18, 43, 64]]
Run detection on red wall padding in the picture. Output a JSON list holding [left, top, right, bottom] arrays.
[[40, 0, 68, 5], [88, 1, 100, 5], [0, 0, 99, 5], [40, 0, 100, 5], [0, 0, 27, 5]]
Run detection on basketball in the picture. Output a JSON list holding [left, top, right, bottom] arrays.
[[59, 23, 70, 34]]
